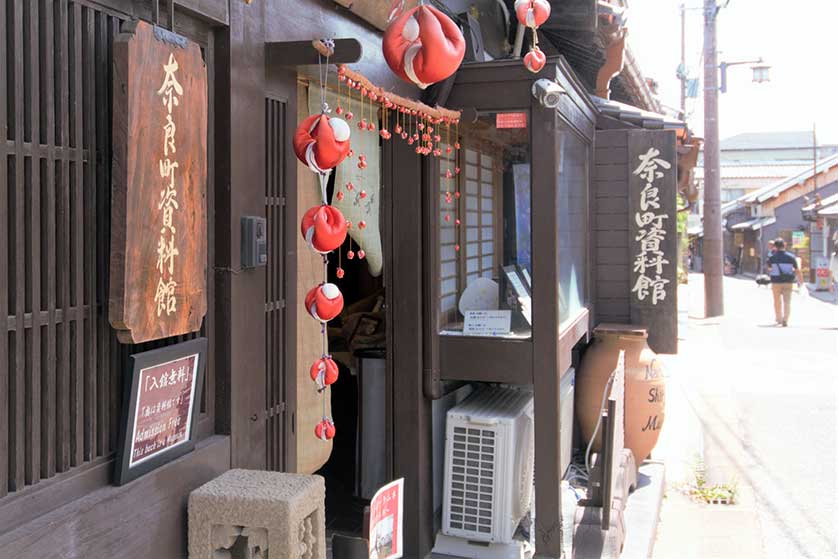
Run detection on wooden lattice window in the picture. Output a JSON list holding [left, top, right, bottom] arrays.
[[0, 0, 215, 504]]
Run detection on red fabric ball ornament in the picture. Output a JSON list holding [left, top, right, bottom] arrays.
[[347, 250, 355, 260], [300, 205, 348, 254], [524, 46, 547, 73], [357, 249, 366, 260], [315, 417, 336, 440], [346, 182, 354, 191], [360, 190, 367, 199], [455, 218, 461, 225], [358, 220, 367, 230], [310, 356, 339, 389], [515, 0, 551, 28], [359, 119, 368, 130], [383, 5, 465, 89], [336, 267, 345, 279], [401, 132, 408, 140], [336, 191, 345, 201], [293, 114, 351, 174], [305, 283, 344, 322], [345, 111, 354, 121]]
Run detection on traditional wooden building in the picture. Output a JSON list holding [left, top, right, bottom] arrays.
[[0, 1, 684, 557]]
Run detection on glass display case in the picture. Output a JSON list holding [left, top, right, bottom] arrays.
[[424, 59, 595, 388], [438, 111, 533, 339]]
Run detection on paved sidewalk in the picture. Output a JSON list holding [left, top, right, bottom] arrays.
[[650, 278, 765, 559], [649, 274, 838, 559]]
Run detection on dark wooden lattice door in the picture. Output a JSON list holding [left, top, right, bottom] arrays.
[[265, 96, 289, 471]]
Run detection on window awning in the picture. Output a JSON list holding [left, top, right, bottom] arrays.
[[730, 216, 776, 231]]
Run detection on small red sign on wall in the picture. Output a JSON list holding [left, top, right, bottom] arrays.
[[496, 112, 527, 129]]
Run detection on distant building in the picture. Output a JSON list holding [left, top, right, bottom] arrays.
[[723, 153, 838, 277], [694, 131, 838, 206]]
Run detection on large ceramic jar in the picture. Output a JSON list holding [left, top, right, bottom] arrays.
[[575, 324, 665, 464]]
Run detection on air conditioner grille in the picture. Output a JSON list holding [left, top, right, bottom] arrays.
[[447, 426, 497, 535]]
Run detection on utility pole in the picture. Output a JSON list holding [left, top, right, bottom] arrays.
[[703, 0, 724, 317], [680, 4, 687, 117]]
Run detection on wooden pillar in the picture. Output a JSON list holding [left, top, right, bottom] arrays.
[[531, 100, 563, 558], [387, 131, 434, 557], [215, 0, 267, 469]]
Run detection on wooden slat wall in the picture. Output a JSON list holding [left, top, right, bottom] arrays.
[[265, 97, 287, 472], [593, 129, 631, 324], [0, 0, 216, 502]]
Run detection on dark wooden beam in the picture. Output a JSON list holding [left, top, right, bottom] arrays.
[[265, 39, 363, 67], [388, 128, 434, 558], [531, 95, 563, 558], [175, 0, 229, 26]]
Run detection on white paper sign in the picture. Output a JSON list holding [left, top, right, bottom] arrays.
[[464, 310, 512, 336]]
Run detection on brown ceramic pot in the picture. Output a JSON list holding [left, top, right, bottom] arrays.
[[575, 324, 665, 464]]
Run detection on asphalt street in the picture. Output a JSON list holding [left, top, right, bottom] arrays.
[[655, 274, 838, 559]]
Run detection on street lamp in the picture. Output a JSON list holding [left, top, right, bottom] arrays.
[[719, 57, 769, 93]]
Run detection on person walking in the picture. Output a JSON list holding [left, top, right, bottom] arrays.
[[829, 240, 838, 303], [766, 238, 804, 326]]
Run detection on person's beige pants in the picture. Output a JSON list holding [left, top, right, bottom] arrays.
[[772, 283, 793, 324]]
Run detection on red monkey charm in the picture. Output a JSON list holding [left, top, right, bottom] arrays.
[[524, 46, 546, 73], [315, 417, 336, 440], [515, 0, 551, 28], [305, 283, 344, 322], [293, 114, 351, 174], [310, 356, 340, 389], [383, 5, 465, 88], [300, 205, 348, 254]]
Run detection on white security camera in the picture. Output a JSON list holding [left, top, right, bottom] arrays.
[[531, 79, 566, 109]]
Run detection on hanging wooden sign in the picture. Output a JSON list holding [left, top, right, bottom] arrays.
[[627, 130, 678, 354], [110, 20, 208, 344]]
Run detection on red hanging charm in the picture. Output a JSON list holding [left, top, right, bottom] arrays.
[[383, 5, 465, 88], [305, 283, 344, 322], [293, 114, 351, 174], [515, 0, 551, 28], [310, 356, 340, 389], [315, 417, 336, 440], [300, 205, 348, 254], [524, 46, 547, 73]]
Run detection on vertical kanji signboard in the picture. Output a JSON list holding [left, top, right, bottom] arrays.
[[110, 20, 208, 344], [627, 130, 678, 354]]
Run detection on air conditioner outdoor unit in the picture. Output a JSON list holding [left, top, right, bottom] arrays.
[[433, 385, 535, 559]]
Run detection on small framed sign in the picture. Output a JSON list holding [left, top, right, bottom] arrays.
[[464, 310, 512, 336], [115, 337, 207, 485]]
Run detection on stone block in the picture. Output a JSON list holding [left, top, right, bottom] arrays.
[[189, 469, 326, 559]]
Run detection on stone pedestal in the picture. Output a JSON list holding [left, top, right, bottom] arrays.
[[189, 469, 326, 559]]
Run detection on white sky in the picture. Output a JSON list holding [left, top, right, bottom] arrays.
[[627, 0, 838, 143]]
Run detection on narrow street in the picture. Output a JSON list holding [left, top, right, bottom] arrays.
[[654, 274, 838, 559]]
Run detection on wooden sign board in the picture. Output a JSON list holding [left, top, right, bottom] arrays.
[[115, 337, 207, 485], [627, 130, 678, 354], [110, 20, 208, 344]]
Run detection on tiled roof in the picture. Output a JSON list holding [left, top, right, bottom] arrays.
[[720, 131, 837, 151], [737, 153, 838, 204], [590, 95, 683, 130], [694, 163, 810, 180]]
